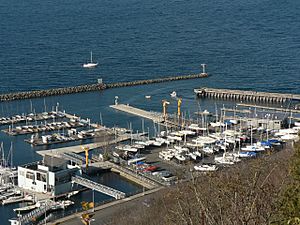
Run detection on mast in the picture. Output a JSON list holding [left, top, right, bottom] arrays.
[[90, 51, 93, 63]]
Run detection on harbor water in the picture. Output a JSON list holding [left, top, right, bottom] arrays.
[[0, 0, 299, 224]]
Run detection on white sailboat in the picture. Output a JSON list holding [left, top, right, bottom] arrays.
[[83, 51, 98, 68]]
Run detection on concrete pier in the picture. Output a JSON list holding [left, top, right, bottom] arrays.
[[194, 87, 300, 103], [110, 104, 164, 123]]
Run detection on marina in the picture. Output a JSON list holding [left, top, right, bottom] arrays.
[[1, 0, 299, 224], [0, 111, 65, 126], [1, 91, 300, 225]]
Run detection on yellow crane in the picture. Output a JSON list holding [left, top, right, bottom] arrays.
[[162, 100, 170, 121], [177, 98, 182, 119], [81, 146, 90, 169]]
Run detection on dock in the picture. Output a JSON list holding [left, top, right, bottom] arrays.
[[72, 175, 126, 199], [0, 111, 65, 126], [37, 135, 131, 157], [237, 103, 300, 113], [195, 87, 300, 103], [110, 104, 164, 123]]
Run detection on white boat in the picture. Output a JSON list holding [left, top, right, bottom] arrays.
[[159, 151, 174, 161], [241, 145, 265, 152], [202, 146, 214, 154], [67, 190, 80, 198], [2, 194, 33, 205], [234, 151, 257, 158], [13, 203, 37, 213], [83, 51, 98, 68], [174, 145, 189, 152], [51, 200, 74, 210], [175, 154, 186, 161], [135, 141, 150, 146], [170, 91, 177, 98], [194, 164, 218, 172], [145, 95, 151, 99], [214, 155, 234, 165], [115, 145, 138, 152], [280, 134, 299, 141], [187, 152, 198, 160]]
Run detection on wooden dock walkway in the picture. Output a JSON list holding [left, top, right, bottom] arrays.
[[195, 87, 300, 103], [110, 104, 164, 123]]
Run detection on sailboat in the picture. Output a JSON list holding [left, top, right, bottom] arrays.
[[83, 51, 98, 68]]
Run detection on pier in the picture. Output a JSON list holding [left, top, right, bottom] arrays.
[[237, 103, 300, 113], [194, 87, 300, 103], [71, 175, 126, 199], [110, 104, 164, 123], [0, 111, 65, 126], [0, 73, 208, 102]]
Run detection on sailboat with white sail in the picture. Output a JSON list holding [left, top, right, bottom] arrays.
[[83, 51, 98, 68]]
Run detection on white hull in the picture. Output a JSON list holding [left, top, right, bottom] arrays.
[[194, 164, 218, 171], [83, 63, 98, 68]]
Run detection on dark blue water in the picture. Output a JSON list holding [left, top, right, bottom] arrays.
[[0, 0, 299, 93], [0, 0, 299, 224]]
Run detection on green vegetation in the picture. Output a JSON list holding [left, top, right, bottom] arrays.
[[110, 141, 300, 225], [273, 142, 300, 225]]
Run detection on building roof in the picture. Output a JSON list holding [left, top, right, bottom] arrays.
[[43, 155, 68, 171]]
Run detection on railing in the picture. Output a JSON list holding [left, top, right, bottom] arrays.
[[18, 200, 55, 224], [63, 152, 84, 165], [72, 176, 126, 199]]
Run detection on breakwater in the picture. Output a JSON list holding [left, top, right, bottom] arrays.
[[194, 87, 300, 103], [0, 73, 208, 102]]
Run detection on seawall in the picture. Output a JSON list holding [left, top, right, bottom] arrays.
[[0, 73, 208, 102]]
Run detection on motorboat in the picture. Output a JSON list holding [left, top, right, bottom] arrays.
[[194, 164, 218, 172], [202, 146, 214, 154], [145, 95, 151, 99], [13, 203, 37, 213], [115, 145, 138, 152], [83, 51, 98, 68], [51, 200, 74, 210], [175, 154, 186, 162], [170, 91, 177, 98], [214, 155, 234, 165], [235, 151, 257, 158], [241, 144, 265, 152]]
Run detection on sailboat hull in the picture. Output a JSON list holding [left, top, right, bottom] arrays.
[[83, 63, 98, 68]]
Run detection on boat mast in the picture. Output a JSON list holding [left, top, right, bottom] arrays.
[[90, 51, 93, 63]]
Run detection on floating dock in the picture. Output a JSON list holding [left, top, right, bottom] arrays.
[[194, 87, 300, 103], [0, 111, 65, 126], [37, 135, 132, 157]]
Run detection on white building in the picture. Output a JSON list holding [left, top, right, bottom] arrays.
[[243, 118, 281, 130], [18, 155, 80, 196]]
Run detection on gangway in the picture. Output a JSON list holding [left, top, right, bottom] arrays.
[[10, 200, 56, 225], [72, 175, 126, 199]]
